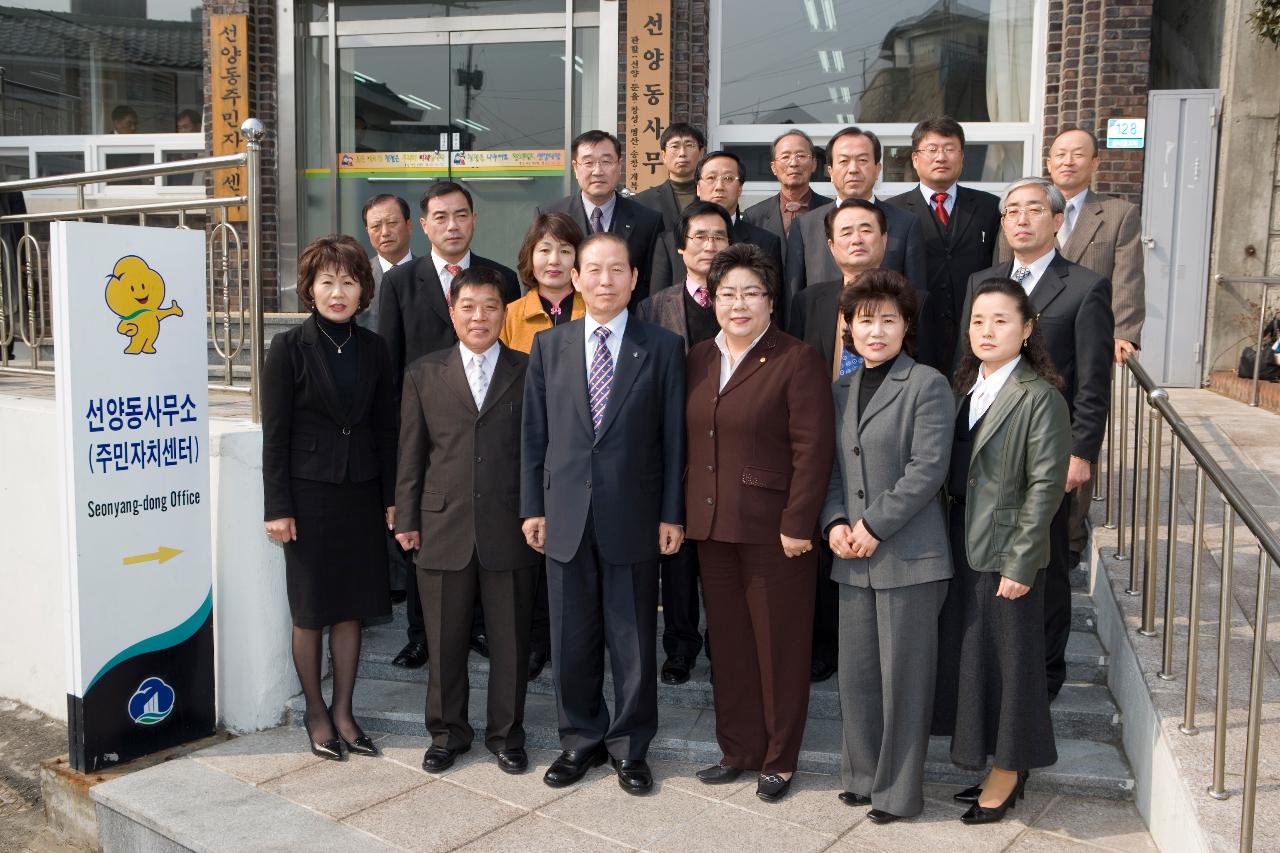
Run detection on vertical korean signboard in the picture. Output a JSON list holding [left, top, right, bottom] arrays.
[[625, 1, 672, 192], [211, 14, 248, 220], [52, 222, 213, 772]]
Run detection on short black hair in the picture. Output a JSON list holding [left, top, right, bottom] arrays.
[[839, 269, 919, 358], [111, 104, 137, 122], [824, 198, 885, 241], [449, 265, 507, 305], [660, 122, 706, 151], [1049, 127, 1100, 157], [575, 232, 631, 272], [675, 201, 733, 251], [571, 129, 622, 159], [911, 116, 965, 150], [176, 108, 201, 126], [826, 126, 882, 164], [361, 193, 411, 225], [694, 151, 746, 183], [420, 181, 473, 214]]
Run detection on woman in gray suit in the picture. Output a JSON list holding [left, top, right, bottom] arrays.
[[821, 269, 954, 823]]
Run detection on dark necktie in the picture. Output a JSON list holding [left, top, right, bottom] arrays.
[[932, 192, 950, 226], [588, 327, 613, 434], [590, 207, 604, 234]]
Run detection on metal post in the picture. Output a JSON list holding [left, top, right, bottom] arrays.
[[1180, 467, 1208, 735], [242, 118, 265, 423], [1125, 379, 1144, 592], [1239, 552, 1272, 852], [1248, 285, 1269, 407], [1159, 438, 1181, 679], [1115, 368, 1130, 552], [1103, 363, 1117, 527], [1140, 396, 1164, 636], [1208, 501, 1235, 800]]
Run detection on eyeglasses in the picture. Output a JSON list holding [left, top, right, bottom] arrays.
[[773, 153, 813, 165], [664, 140, 702, 152], [575, 157, 618, 170], [914, 145, 961, 157], [698, 173, 741, 186], [714, 287, 768, 305], [1002, 204, 1051, 219], [686, 231, 730, 246]]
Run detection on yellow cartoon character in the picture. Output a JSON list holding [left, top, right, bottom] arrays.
[[104, 256, 183, 354]]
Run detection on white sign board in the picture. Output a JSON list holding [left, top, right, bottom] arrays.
[[52, 222, 214, 771], [1107, 118, 1146, 150]]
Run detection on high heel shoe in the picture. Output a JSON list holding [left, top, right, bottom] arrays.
[[959, 772, 1028, 825], [304, 717, 344, 761], [341, 727, 379, 757], [954, 770, 1028, 804]]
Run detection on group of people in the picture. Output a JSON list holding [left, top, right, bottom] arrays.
[[261, 115, 1143, 826]]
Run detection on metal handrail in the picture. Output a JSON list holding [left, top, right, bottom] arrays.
[[1213, 274, 1280, 407], [1103, 353, 1278, 851], [0, 117, 266, 422]]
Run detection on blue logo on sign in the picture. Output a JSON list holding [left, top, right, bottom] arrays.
[[128, 677, 175, 725]]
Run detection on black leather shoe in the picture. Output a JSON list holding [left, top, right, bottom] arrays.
[[470, 633, 490, 658], [341, 730, 379, 757], [660, 655, 693, 685], [527, 649, 549, 680], [496, 748, 528, 774], [809, 659, 837, 683], [960, 773, 1028, 825], [543, 748, 606, 787], [696, 763, 742, 784], [838, 791, 871, 806], [389, 589, 407, 605], [421, 743, 469, 773], [611, 757, 653, 794], [953, 783, 982, 803], [756, 773, 792, 802], [867, 808, 903, 824], [304, 718, 344, 762], [392, 640, 428, 669]]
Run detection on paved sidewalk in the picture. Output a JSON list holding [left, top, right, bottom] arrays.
[[94, 725, 1155, 852]]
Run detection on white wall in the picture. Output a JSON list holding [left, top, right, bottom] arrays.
[[0, 398, 297, 731]]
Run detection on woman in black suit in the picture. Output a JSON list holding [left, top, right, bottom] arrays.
[[262, 234, 399, 760]]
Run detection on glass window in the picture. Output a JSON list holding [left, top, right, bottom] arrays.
[[719, 1, 1033, 126], [337, 1, 567, 21], [36, 151, 84, 177], [0, 2, 203, 136], [0, 154, 27, 181]]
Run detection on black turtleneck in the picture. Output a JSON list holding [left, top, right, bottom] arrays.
[[857, 352, 898, 425], [314, 312, 358, 413]]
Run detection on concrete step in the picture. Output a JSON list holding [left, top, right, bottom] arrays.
[[1065, 630, 1110, 686], [285, 676, 1134, 801], [1071, 590, 1098, 633]]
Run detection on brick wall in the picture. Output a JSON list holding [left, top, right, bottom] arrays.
[[1042, 0, 1154, 204]]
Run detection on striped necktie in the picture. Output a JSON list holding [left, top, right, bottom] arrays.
[[588, 327, 614, 434]]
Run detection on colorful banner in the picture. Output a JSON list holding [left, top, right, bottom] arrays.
[[52, 223, 214, 772], [335, 149, 566, 179], [625, 0, 672, 192], [210, 14, 248, 220]]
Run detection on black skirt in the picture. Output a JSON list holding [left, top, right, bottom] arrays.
[[283, 476, 390, 629], [932, 502, 1057, 771]]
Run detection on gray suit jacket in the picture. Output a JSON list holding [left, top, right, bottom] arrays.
[[997, 189, 1145, 346], [742, 189, 834, 246], [821, 354, 953, 589]]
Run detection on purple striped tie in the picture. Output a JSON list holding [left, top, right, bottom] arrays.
[[589, 327, 613, 434]]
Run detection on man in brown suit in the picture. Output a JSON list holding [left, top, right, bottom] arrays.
[[394, 267, 539, 775]]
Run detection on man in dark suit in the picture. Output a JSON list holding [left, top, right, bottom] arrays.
[[651, 152, 784, 288], [394, 267, 538, 775], [378, 180, 520, 670], [635, 200, 730, 686], [783, 127, 926, 325], [958, 177, 1113, 700], [742, 129, 833, 243], [537, 130, 663, 304], [356, 194, 413, 334], [632, 122, 705, 232], [886, 117, 1000, 375], [521, 232, 686, 794]]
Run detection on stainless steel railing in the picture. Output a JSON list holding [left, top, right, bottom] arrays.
[[1099, 355, 1279, 851], [0, 117, 266, 422], [1213, 274, 1280, 407]]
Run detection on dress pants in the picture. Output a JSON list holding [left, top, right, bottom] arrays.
[[1043, 493, 1073, 695], [404, 558, 426, 645], [660, 540, 704, 661], [531, 559, 551, 658], [1067, 476, 1093, 555], [418, 554, 535, 753], [546, 515, 659, 760], [838, 581, 947, 817], [811, 542, 839, 668], [697, 539, 816, 775]]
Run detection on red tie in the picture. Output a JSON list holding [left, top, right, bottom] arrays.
[[932, 192, 950, 226], [444, 263, 462, 304], [694, 286, 711, 308]]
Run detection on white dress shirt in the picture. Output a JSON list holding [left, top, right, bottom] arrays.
[[431, 249, 472, 302], [460, 341, 499, 408], [967, 355, 1022, 429], [1059, 190, 1087, 245], [714, 327, 769, 392], [918, 182, 957, 217], [1011, 249, 1057, 296], [583, 309, 628, 374], [377, 250, 413, 273], [581, 193, 617, 233]]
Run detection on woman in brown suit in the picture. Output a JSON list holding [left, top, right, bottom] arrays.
[[685, 244, 836, 802]]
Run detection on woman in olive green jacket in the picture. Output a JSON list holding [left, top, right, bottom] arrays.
[[933, 278, 1071, 825]]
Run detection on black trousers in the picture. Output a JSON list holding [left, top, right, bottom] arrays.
[[811, 542, 839, 668], [660, 540, 704, 660], [406, 548, 488, 647], [1043, 493, 1073, 695], [547, 516, 659, 760]]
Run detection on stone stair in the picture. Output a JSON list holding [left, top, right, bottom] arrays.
[[288, 581, 1135, 801]]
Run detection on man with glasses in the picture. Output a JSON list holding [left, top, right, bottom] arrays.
[[540, 130, 663, 304], [886, 117, 1000, 376], [651, 151, 783, 289], [783, 127, 925, 326], [634, 123, 706, 232], [743, 129, 833, 243], [957, 177, 1113, 703]]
